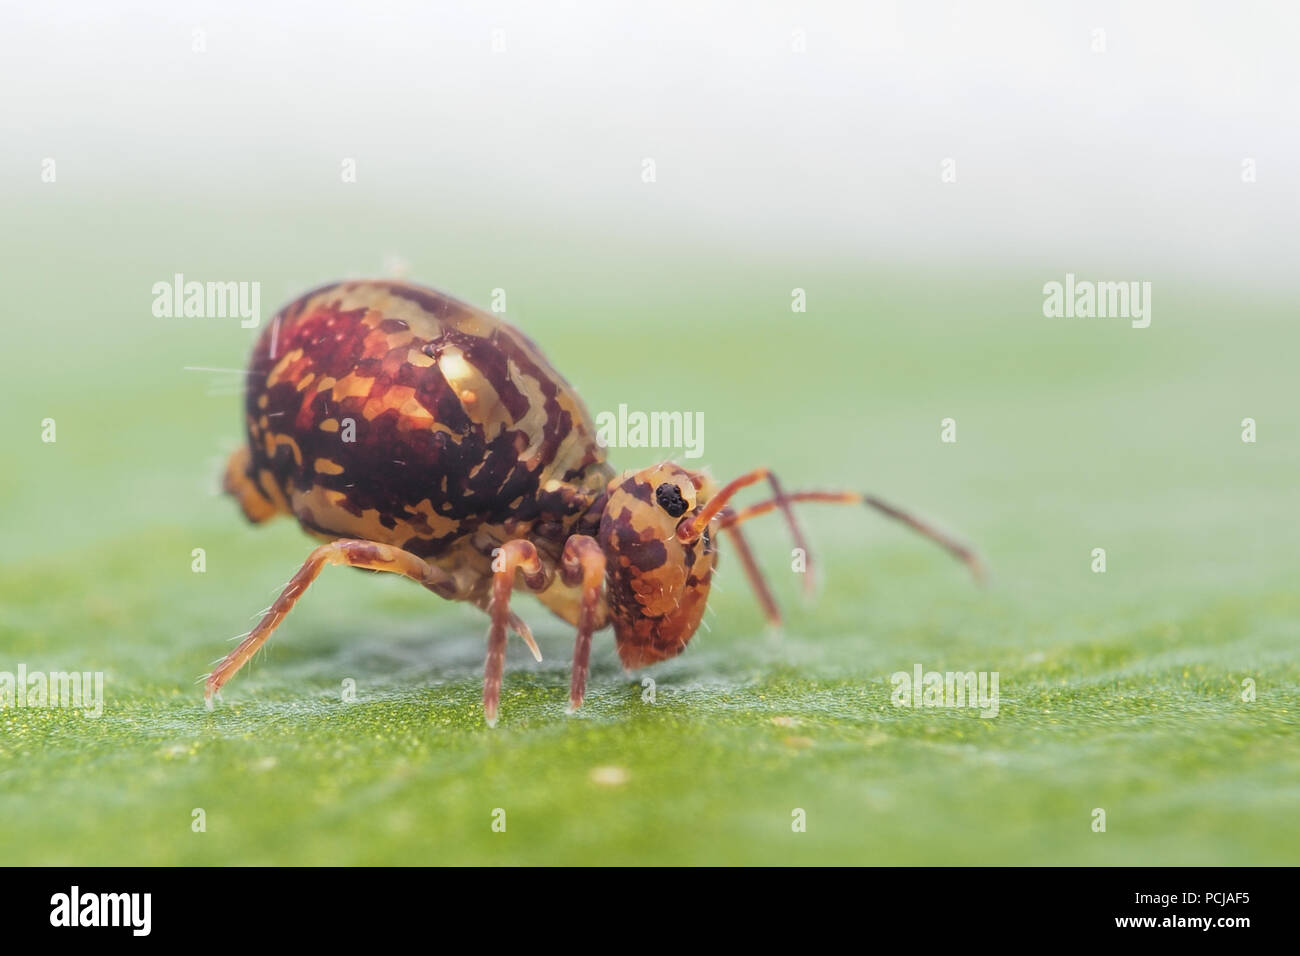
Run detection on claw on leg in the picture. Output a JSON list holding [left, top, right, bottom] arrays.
[[473, 597, 542, 663], [511, 612, 543, 663], [484, 540, 547, 726]]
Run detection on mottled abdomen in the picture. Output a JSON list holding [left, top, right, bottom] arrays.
[[228, 280, 612, 559]]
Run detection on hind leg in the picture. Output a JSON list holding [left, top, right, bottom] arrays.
[[205, 538, 467, 706]]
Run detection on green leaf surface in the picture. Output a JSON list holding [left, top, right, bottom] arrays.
[[2, 208, 1295, 864]]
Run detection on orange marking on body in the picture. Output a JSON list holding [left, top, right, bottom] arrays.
[[362, 384, 419, 421], [264, 432, 304, 466], [407, 347, 435, 368], [510, 360, 550, 463], [362, 330, 393, 360], [290, 485, 401, 543], [360, 312, 415, 360], [265, 348, 304, 387], [397, 397, 438, 432], [331, 372, 375, 403], [313, 458, 345, 475], [406, 499, 464, 539], [437, 344, 510, 437], [257, 468, 292, 513], [223, 447, 278, 523], [381, 350, 408, 377]]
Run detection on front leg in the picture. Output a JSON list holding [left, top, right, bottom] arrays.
[[485, 540, 550, 726], [560, 534, 606, 714]]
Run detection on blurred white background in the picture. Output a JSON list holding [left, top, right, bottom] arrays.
[[3, 0, 1296, 282]]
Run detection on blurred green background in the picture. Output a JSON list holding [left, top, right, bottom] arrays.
[[0, 196, 1295, 865], [2, 3, 1297, 865]]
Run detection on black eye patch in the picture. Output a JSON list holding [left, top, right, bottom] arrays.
[[654, 482, 689, 518]]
